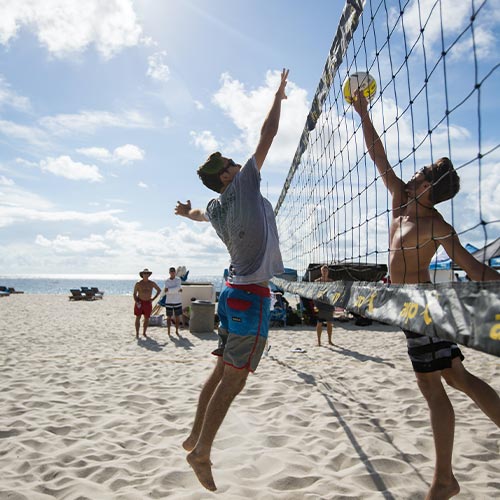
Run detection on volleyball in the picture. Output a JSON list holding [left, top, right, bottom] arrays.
[[343, 72, 377, 104]]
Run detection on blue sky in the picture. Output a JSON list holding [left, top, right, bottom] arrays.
[[0, 0, 499, 279], [0, 0, 344, 277]]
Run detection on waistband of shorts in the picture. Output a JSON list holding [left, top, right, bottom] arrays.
[[226, 282, 271, 297]]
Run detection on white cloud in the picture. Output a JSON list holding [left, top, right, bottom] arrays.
[[194, 100, 205, 110], [138, 181, 148, 188], [39, 110, 154, 136], [163, 116, 173, 128], [39, 155, 103, 182], [0, 0, 144, 59], [0, 119, 50, 147], [76, 147, 112, 161], [0, 184, 54, 212], [211, 70, 309, 166], [147, 50, 170, 82], [190, 130, 219, 153], [0, 183, 114, 229], [400, 0, 497, 60], [451, 25, 496, 60], [0, 75, 30, 111], [0, 175, 14, 186], [35, 234, 109, 253], [0, 205, 123, 229], [77, 144, 144, 164], [113, 144, 145, 163]]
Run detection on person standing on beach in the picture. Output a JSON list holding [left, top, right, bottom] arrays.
[[314, 264, 334, 346], [133, 268, 161, 339], [175, 69, 288, 492], [353, 92, 500, 500], [164, 266, 183, 336]]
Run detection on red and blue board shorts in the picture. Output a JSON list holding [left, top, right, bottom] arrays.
[[212, 282, 271, 372]]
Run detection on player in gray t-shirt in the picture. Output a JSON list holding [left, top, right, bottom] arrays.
[[175, 69, 288, 492]]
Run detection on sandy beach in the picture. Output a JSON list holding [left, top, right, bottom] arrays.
[[0, 294, 499, 499]]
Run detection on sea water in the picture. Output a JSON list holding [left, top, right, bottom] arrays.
[[0, 274, 223, 295]]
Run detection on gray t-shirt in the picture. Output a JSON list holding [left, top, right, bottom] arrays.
[[205, 156, 284, 284]]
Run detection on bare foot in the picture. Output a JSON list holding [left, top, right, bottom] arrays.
[[425, 476, 460, 500], [182, 435, 197, 452], [187, 451, 216, 491], [143, 333, 148, 338], [317, 343, 321, 347], [328, 341, 334, 345]]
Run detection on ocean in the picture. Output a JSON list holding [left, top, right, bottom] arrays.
[[0, 275, 224, 296]]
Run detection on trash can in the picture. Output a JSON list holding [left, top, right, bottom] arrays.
[[189, 300, 216, 333]]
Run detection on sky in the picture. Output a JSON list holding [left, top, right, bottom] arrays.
[[0, 0, 345, 278], [0, 0, 499, 279]]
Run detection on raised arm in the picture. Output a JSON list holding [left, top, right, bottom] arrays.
[[353, 93, 405, 199], [254, 68, 289, 170], [175, 200, 208, 222], [439, 229, 500, 281]]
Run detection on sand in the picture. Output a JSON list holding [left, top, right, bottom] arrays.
[[0, 294, 499, 499]]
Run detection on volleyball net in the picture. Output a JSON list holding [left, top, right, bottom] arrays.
[[272, 0, 500, 356]]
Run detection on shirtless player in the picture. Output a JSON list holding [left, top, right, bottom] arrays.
[[353, 92, 500, 500], [133, 268, 161, 339]]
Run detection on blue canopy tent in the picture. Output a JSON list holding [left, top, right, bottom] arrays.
[[429, 243, 479, 270], [471, 237, 500, 268]]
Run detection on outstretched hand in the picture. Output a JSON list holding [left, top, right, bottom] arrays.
[[175, 200, 191, 217], [276, 68, 289, 100], [352, 90, 368, 116]]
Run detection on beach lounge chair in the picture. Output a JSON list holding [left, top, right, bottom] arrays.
[[0, 286, 10, 297], [69, 289, 84, 300], [7, 287, 24, 294], [90, 287, 104, 299], [80, 287, 97, 300]]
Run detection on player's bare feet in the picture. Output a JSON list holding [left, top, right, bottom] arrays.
[[187, 451, 216, 491], [425, 476, 460, 500]]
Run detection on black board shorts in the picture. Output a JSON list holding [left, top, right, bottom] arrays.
[[403, 330, 464, 373]]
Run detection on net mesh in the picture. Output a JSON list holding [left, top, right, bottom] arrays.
[[272, 0, 500, 356], [275, 0, 499, 278]]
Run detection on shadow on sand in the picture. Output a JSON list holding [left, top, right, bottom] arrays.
[[137, 336, 166, 352]]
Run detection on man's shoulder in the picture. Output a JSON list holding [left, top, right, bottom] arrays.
[[430, 211, 454, 235]]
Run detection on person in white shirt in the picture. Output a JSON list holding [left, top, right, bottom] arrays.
[[164, 267, 182, 336]]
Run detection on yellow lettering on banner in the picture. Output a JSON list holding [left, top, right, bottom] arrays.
[[354, 292, 377, 312], [400, 302, 419, 323], [367, 292, 376, 313], [421, 304, 433, 325], [490, 314, 500, 341], [330, 292, 341, 305]]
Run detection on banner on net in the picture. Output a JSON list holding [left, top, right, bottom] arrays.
[[271, 278, 500, 357]]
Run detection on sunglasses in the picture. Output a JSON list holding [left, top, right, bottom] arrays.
[[219, 159, 236, 175]]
